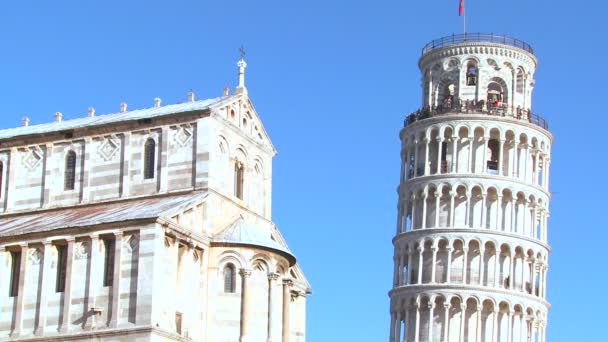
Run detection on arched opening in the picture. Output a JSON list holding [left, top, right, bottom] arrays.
[[64, 151, 77, 190], [442, 83, 456, 109], [516, 69, 524, 94], [223, 263, 236, 293], [143, 138, 156, 179], [234, 161, 244, 200], [487, 82, 504, 108], [487, 139, 500, 173], [466, 62, 478, 86]]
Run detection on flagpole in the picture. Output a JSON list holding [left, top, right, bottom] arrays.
[[463, 0, 466, 36]]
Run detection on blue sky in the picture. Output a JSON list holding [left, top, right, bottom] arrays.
[[0, 0, 604, 341]]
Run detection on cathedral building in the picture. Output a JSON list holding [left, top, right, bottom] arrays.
[[389, 34, 552, 342], [0, 58, 310, 341]]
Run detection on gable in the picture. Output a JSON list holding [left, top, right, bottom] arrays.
[[210, 94, 276, 154]]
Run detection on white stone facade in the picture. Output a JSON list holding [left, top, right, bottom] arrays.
[[389, 35, 552, 342], [0, 60, 310, 341]]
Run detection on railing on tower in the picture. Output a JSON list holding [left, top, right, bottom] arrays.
[[421, 33, 534, 55], [403, 99, 549, 130]]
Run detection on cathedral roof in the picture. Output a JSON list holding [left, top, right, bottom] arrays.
[[0, 192, 208, 237], [0, 97, 232, 141], [212, 216, 296, 265]]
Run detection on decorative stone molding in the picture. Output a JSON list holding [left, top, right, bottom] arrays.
[[98, 137, 120, 161]]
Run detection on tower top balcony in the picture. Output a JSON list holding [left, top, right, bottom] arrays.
[[421, 33, 534, 56], [417, 33, 539, 119]]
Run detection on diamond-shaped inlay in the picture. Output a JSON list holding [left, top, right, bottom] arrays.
[[175, 127, 193, 147], [22, 148, 42, 171], [98, 138, 119, 161]]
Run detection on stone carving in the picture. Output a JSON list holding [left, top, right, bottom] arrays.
[[29, 248, 43, 265], [22, 147, 42, 171], [75, 241, 90, 259], [125, 234, 139, 253], [174, 126, 193, 147], [98, 137, 119, 161]]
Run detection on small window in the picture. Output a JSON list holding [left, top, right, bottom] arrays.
[[466, 62, 477, 86], [56, 245, 67, 292], [487, 83, 503, 108], [103, 238, 116, 286], [0, 161, 4, 198], [64, 151, 76, 190], [234, 162, 244, 200], [175, 312, 183, 335], [9, 251, 21, 297], [516, 70, 524, 94], [223, 264, 236, 293], [487, 139, 500, 172], [143, 138, 156, 179]]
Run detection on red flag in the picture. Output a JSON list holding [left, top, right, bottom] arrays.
[[459, 0, 464, 16]]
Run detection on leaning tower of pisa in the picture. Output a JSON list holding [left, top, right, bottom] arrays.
[[389, 34, 552, 342]]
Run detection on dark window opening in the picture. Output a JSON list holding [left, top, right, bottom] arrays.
[[144, 138, 156, 179], [234, 162, 244, 200], [487, 83, 504, 108], [487, 139, 500, 172], [466, 63, 477, 86], [56, 245, 67, 292], [64, 151, 76, 191], [223, 264, 236, 293], [103, 239, 116, 287], [9, 251, 21, 297], [516, 70, 524, 94], [175, 312, 183, 335]]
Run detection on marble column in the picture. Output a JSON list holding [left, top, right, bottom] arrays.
[[506, 312, 512, 342], [395, 311, 402, 342], [476, 306, 482, 342], [430, 248, 437, 283], [434, 192, 441, 227], [60, 238, 75, 333], [240, 269, 253, 342], [482, 136, 489, 173], [443, 303, 450, 341], [451, 136, 458, 173], [417, 247, 423, 284], [414, 303, 421, 342], [479, 247, 485, 286], [110, 232, 123, 328], [86, 235, 101, 329], [462, 248, 469, 284], [498, 139, 505, 176], [282, 278, 293, 342], [464, 191, 471, 227], [13, 243, 29, 336], [427, 303, 434, 342], [406, 250, 413, 285], [459, 304, 466, 342], [467, 136, 474, 173], [35, 241, 53, 335], [424, 138, 430, 175], [403, 306, 410, 342], [449, 191, 456, 227], [421, 192, 428, 229], [495, 195, 502, 231], [411, 195, 417, 230], [493, 309, 499, 342], [494, 251, 501, 288], [446, 247, 453, 284], [390, 312, 396, 342], [436, 138, 444, 174], [481, 193, 488, 229], [267, 273, 280, 342]]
